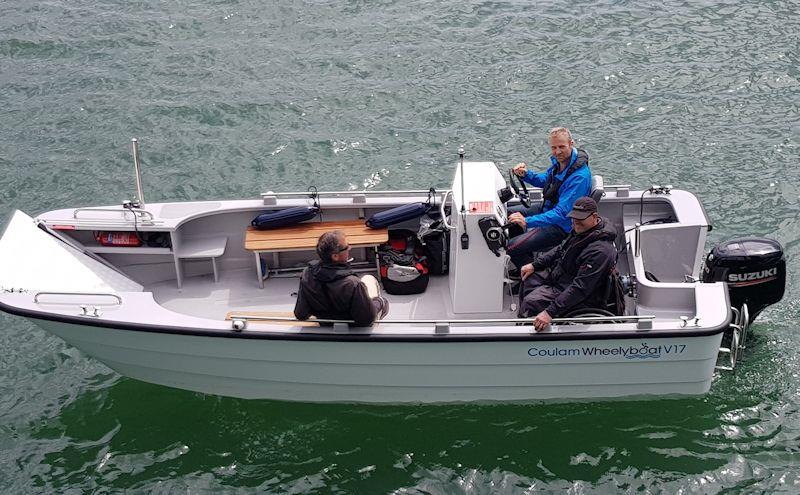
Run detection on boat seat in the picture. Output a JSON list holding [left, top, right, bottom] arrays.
[[225, 310, 319, 326], [563, 268, 626, 318], [245, 219, 388, 288], [174, 236, 228, 288], [590, 175, 605, 204]]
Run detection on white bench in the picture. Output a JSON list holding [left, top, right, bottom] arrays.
[[174, 236, 227, 288]]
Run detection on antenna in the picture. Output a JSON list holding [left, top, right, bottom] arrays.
[[130, 138, 145, 208], [458, 148, 469, 250]]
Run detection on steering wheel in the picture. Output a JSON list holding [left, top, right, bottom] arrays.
[[508, 169, 530, 208]]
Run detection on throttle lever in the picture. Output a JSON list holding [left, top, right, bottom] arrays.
[[502, 221, 525, 238], [478, 217, 506, 257]]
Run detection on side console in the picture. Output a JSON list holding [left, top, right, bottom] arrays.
[[448, 162, 508, 313]]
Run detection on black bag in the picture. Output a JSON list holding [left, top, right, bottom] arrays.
[[606, 268, 626, 316], [378, 230, 429, 295], [418, 216, 449, 275]]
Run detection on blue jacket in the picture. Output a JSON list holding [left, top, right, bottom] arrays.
[[522, 148, 592, 233]]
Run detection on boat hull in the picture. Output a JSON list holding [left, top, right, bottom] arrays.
[[34, 318, 724, 403]]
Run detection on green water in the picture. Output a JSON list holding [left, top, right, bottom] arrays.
[[2, 0, 799, 492]]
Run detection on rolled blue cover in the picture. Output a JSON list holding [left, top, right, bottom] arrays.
[[251, 206, 319, 230], [366, 203, 430, 229]]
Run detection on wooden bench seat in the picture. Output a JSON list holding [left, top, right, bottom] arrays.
[[245, 219, 387, 251], [244, 219, 388, 288]]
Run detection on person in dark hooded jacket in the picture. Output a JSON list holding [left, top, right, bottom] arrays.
[[294, 230, 389, 327], [518, 197, 617, 331]]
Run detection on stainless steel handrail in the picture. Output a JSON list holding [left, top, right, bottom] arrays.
[[43, 220, 164, 229], [505, 184, 632, 192], [440, 190, 455, 230], [260, 189, 446, 198], [260, 186, 633, 198], [33, 292, 123, 304], [258, 185, 637, 199], [228, 314, 656, 325], [73, 208, 155, 222]]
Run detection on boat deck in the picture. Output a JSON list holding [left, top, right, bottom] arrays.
[[149, 268, 519, 321]]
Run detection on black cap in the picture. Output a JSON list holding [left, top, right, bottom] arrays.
[[567, 196, 597, 220]]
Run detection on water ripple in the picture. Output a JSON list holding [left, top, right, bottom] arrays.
[[2, 0, 800, 492]]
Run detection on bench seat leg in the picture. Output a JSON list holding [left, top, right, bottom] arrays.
[[174, 257, 183, 289], [255, 252, 264, 289]]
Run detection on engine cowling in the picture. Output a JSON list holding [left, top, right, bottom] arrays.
[[702, 237, 785, 324]]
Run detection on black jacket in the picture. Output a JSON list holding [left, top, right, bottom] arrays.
[[533, 218, 617, 316], [294, 260, 378, 327]]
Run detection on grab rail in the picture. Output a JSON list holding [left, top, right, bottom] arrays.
[[259, 186, 632, 199], [228, 314, 656, 330], [34, 292, 123, 305], [228, 314, 654, 324], [440, 190, 454, 230], [509, 184, 632, 193], [73, 208, 155, 222], [260, 189, 445, 199]]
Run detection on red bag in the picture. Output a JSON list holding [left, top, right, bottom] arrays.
[[95, 231, 142, 247], [378, 230, 429, 295]]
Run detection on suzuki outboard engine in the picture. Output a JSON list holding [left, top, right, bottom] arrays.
[[702, 237, 785, 324]]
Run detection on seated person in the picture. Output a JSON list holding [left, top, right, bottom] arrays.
[[507, 127, 592, 268], [294, 230, 389, 326], [518, 197, 617, 332]]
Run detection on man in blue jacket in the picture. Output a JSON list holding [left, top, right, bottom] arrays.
[[506, 127, 592, 268]]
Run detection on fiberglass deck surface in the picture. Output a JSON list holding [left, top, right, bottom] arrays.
[[148, 268, 519, 322]]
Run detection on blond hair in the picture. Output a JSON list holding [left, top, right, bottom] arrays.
[[549, 127, 573, 141]]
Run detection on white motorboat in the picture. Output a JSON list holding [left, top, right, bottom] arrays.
[[0, 144, 785, 403]]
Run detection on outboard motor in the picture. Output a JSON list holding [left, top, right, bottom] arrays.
[[702, 237, 785, 324]]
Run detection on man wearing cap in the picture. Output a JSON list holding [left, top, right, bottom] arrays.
[[506, 127, 592, 268], [518, 197, 618, 331]]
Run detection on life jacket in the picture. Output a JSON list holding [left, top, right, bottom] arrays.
[[541, 148, 590, 209]]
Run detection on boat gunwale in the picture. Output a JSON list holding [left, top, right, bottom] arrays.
[[0, 298, 731, 343], [11, 186, 726, 343]]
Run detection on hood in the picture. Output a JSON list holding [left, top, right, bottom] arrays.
[[577, 217, 617, 242], [308, 259, 355, 283], [596, 217, 617, 240]]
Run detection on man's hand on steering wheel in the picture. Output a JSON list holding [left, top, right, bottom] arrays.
[[508, 168, 531, 208], [513, 163, 527, 177]]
